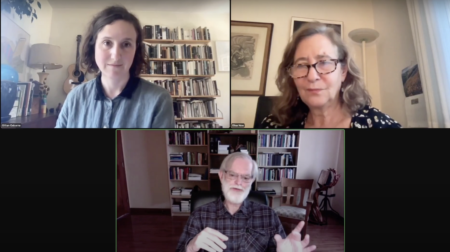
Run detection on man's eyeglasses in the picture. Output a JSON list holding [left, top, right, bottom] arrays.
[[224, 170, 253, 183], [288, 59, 342, 78]]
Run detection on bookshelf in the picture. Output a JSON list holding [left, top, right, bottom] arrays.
[[166, 130, 211, 216], [165, 129, 300, 216], [255, 130, 301, 207], [209, 131, 258, 192], [141, 25, 222, 128]]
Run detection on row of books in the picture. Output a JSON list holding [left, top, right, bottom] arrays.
[[169, 167, 204, 180], [258, 133, 298, 148], [152, 79, 219, 97], [144, 44, 213, 60], [172, 200, 191, 212], [9, 81, 36, 118], [143, 25, 211, 41], [245, 141, 257, 155], [169, 152, 208, 165], [175, 121, 222, 128], [168, 131, 207, 145], [258, 168, 296, 181], [171, 187, 192, 196], [145, 60, 216, 76], [257, 152, 294, 166], [174, 99, 218, 119]]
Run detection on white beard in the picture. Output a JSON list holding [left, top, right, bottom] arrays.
[[222, 182, 251, 205]]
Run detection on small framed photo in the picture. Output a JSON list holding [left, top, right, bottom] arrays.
[[290, 17, 343, 40]]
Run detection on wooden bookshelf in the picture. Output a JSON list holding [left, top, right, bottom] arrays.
[[167, 130, 211, 216], [144, 39, 211, 44], [148, 58, 214, 61], [175, 117, 223, 121], [209, 131, 258, 192], [141, 27, 220, 128]]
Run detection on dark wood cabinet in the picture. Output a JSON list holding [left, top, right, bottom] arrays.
[[6, 113, 58, 128]]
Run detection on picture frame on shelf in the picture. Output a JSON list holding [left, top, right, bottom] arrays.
[[231, 21, 273, 96], [290, 17, 343, 40]]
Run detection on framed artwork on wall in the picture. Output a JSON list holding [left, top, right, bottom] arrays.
[[291, 17, 343, 40], [231, 21, 274, 96]]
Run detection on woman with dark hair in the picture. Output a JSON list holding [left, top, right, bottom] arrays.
[[260, 22, 401, 128], [56, 5, 175, 128]]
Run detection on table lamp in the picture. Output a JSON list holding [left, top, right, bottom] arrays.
[[27, 43, 63, 86]]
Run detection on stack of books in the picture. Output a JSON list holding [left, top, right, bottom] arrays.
[[188, 173, 202, 180], [171, 187, 183, 195], [218, 144, 228, 154], [181, 188, 192, 196], [181, 200, 190, 212], [172, 204, 180, 212], [170, 153, 185, 165]]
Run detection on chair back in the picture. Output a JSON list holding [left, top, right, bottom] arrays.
[[254, 96, 277, 128], [280, 178, 314, 208], [190, 190, 269, 212]]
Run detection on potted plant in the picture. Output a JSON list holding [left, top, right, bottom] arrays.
[[1, 0, 42, 23]]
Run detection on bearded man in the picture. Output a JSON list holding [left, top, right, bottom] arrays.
[[175, 152, 316, 252]]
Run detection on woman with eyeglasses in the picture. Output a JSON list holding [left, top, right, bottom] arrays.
[[260, 22, 401, 129]]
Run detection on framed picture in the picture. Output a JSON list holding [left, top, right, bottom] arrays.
[[291, 17, 343, 40], [1, 15, 31, 82], [215, 41, 230, 72], [231, 21, 273, 96]]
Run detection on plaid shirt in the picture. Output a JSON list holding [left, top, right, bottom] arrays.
[[175, 196, 286, 252]]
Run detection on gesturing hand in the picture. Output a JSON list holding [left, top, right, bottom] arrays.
[[187, 227, 229, 252], [274, 221, 317, 252]]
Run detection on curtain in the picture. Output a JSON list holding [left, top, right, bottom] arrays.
[[406, 0, 450, 128]]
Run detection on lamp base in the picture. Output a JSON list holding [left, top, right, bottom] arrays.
[[37, 72, 49, 85]]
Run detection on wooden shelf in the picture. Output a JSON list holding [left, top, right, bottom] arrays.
[[168, 144, 208, 147], [258, 147, 298, 149], [170, 195, 192, 198], [148, 58, 214, 61], [209, 133, 257, 135], [144, 39, 211, 44], [258, 166, 297, 168], [171, 95, 220, 98], [257, 180, 281, 183], [172, 212, 191, 216], [175, 117, 223, 121], [210, 153, 256, 156], [168, 165, 209, 167], [170, 179, 208, 182]]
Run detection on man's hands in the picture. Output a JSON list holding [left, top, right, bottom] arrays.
[[274, 221, 316, 252], [187, 227, 228, 252]]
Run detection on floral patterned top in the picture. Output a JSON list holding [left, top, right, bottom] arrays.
[[259, 105, 402, 128]]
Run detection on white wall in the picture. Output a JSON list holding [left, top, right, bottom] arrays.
[[1, 0, 53, 86], [231, 0, 415, 128], [4, 1, 230, 127], [372, 0, 419, 127], [121, 130, 170, 208], [296, 130, 344, 216]]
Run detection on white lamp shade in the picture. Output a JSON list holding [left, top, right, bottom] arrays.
[[348, 28, 379, 43], [28, 43, 63, 70]]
